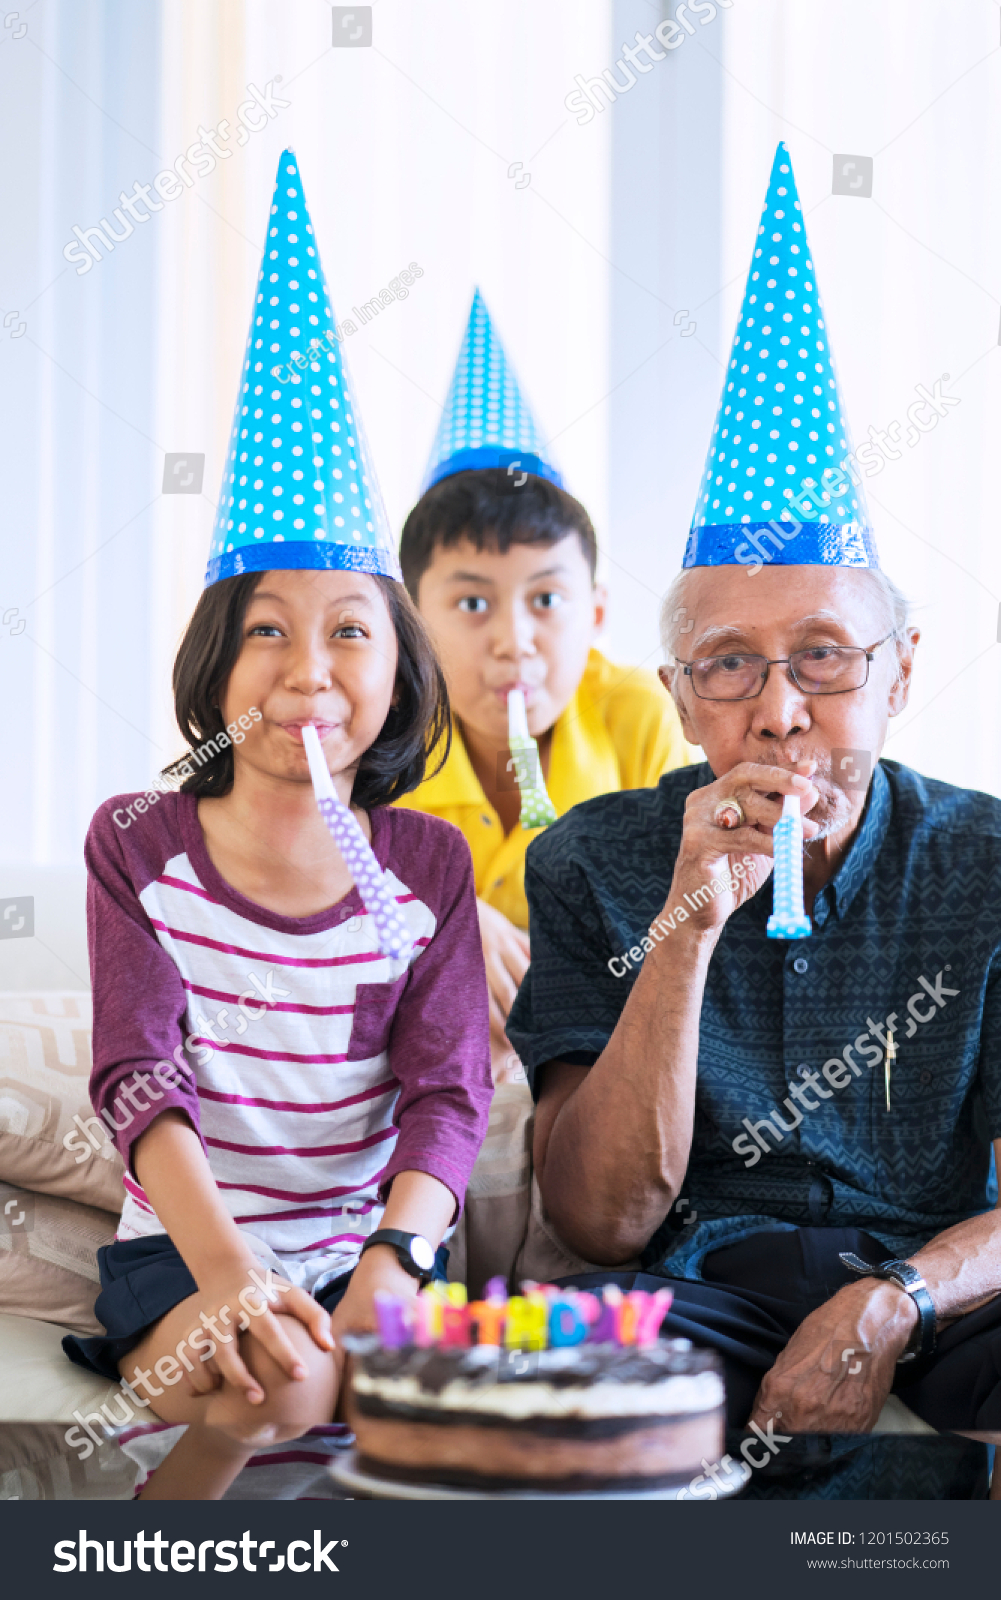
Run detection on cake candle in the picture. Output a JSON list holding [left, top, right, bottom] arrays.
[[765, 793, 811, 940], [302, 723, 414, 961], [506, 689, 557, 830]]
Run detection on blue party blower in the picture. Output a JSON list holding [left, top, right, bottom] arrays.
[[766, 794, 811, 940]]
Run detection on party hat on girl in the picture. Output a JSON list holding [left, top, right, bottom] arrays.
[[683, 142, 878, 570], [422, 287, 563, 491], [205, 149, 400, 585]]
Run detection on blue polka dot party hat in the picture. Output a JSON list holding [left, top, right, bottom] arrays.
[[683, 143, 878, 570], [422, 287, 563, 492], [205, 149, 399, 586]]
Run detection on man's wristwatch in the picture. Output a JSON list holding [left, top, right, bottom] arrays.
[[360, 1229, 436, 1287], [838, 1252, 937, 1362]]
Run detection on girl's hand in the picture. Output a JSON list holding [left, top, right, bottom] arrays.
[[328, 1244, 423, 1346], [178, 1261, 335, 1404]]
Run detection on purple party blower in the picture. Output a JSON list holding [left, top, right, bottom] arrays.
[[301, 722, 414, 962]]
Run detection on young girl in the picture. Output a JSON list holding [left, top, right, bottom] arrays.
[[63, 150, 493, 1499], [64, 563, 493, 1498]]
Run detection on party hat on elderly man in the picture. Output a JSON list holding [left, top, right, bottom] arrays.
[[422, 287, 564, 492], [205, 148, 399, 586], [684, 142, 878, 570]]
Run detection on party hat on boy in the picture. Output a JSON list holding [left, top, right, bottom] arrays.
[[205, 149, 400, 585], [683, 142, 878, 570], [422, 287, 563, 492]]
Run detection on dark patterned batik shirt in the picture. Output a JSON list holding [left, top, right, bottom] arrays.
[[507, 760, 1001, 1280]]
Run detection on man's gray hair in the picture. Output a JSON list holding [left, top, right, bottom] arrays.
[[659, 567, 911, 660]]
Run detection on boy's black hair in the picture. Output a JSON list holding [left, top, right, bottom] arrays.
[[164, 572, 450, 810], [399, 468, 598, 601]]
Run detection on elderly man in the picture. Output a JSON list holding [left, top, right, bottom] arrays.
[[507, 145, 1001, 1438]]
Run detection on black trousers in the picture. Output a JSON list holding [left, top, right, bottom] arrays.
[[559, 1226, 1001, 1432]]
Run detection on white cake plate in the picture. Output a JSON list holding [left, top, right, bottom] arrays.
[[328, 1448, 747, 1501]]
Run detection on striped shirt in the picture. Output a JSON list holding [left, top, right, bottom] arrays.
[[86, 792, 492, 1286]]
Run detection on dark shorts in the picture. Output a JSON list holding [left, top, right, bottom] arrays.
[[63, 1235, 449, 1384], [560, 1225, 1001, 1433]]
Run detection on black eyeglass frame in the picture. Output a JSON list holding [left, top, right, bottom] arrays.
[[676, 633, 897, 702]]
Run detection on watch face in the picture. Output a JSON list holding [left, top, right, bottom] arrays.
[[409, 1235, 435, 1272]]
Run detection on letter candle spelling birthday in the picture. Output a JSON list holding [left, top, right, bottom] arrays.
[[370, 1283, 674, 1350], [506, 689, 557, 830], [301, 722, 414, 961], [766, 793, 811, 941]]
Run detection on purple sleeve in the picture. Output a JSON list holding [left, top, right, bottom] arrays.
[[86, 798, 204, 1173], [377, 812, 493, 1219]]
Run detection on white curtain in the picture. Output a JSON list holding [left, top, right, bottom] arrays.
[[1, 0, 612, 866], [4, 0, 999, 879]]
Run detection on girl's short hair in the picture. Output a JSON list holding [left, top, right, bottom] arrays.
[[164, 572, 450, 809]]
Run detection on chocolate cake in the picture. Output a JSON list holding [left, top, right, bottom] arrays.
[[345, 1337, 725, 1493]]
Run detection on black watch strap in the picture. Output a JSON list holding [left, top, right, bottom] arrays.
[[360, 1229, 436, 1285], [839, 1252, 937, 1362]]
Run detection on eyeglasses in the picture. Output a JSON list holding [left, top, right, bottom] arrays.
[[677, 634, 896, 702]]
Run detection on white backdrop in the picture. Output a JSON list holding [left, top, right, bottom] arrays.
[[2, 0, 1000, 876]]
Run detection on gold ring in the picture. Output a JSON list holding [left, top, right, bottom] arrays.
[[713, 798, 745, 831]]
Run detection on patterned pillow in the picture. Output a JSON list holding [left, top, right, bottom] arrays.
[[0, 1181, 116, 1333], [0, 994, 124, 1214]]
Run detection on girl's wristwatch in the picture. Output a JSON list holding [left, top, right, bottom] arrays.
[[360, 1229, 436, 1287], [839, 1252, 937, 1362]]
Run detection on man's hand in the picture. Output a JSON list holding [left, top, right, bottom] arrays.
[[667, 761, 819, 938], [748, 1278, 918, 1433], [476, 897, 531, 1032]]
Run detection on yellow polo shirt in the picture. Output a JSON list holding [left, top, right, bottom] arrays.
[[395, 649, 692, 929]]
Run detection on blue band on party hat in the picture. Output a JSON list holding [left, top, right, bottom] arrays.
[[421, 288, 563, 494], [205, 540, 396, 587], [683, 518, 878, 569], [205, 149, 400, 586], [686, 143, 878, 570], [424, 446, 564, 491]]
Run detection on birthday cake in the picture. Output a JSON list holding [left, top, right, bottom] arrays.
[[344, 1282, 725, 1493]]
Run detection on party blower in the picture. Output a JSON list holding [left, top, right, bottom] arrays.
[[506, 689, 557, 830], [765, 793, 811, 940], [301, 723, 414, 962]]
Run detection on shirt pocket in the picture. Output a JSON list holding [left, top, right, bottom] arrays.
[[345, 973, 409, 1062]]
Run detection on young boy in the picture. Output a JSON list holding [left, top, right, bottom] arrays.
[[395, 291, 691, 1072]]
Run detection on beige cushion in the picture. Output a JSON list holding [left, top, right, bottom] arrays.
[[0, 1312, 123, 1423], [0, 1314, 141, 1499], [0, 993, 124, 1214], [0, 1181, 117, 1334]]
